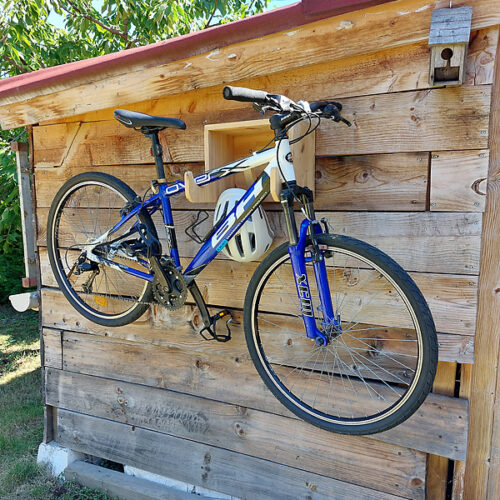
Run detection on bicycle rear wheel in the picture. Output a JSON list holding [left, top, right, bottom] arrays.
[[47, 172, 156, 327], [244, 233, 437, 435]]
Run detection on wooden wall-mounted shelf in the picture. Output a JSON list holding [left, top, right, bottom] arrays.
[[184, 118, 315, 203]]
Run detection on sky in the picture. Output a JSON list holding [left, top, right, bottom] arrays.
[[47, 0, 298, 29]]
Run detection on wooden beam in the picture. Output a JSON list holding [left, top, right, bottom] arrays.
[[64, 462, 197, 500], [42, 328, 62, 369], [47, 352, 467, 464], [426, 361, 457, 500], [463, 34, 500, 499], [452, 363, 472, 500], [12, 141, 37, 285], [1, 0, 499, 128]]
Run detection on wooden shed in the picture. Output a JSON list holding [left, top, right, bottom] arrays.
[[2, 0, 500, 497]]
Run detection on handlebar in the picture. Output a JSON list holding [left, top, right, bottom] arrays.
[[222, 86, 270, 104], [222, 85, 351, 127]]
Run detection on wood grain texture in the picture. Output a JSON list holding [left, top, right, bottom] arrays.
[[35, 151, 429, 212], [426, 361, 457, 500], [64, 461, 197, 500], [37, 26, 499, 129], [42, 328, 62, 369], [36, 200, 483, 275], [2, 0, 499, 128], [452, 363, 472, 500], [40, 290, 474, 364], [463, 35, 500, 500], [430, 150, 489, 212], [56, 409, 408, 499], [51, 334, 468, 461], [315, 153, 428, 211], [38, 248, 478, 336], [32, 86, 491, 168], [48, 368, 429, 499]]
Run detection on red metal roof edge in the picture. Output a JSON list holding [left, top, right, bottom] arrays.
[[0, 0, 392, 102]]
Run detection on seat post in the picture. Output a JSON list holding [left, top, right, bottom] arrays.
[[147, 131, 166, 180]]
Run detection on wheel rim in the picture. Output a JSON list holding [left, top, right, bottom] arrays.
[[250, 244, 424, 426], [49, 181, 150, 319]]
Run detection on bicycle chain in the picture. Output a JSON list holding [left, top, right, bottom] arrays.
[[73, 252, 184, 308]]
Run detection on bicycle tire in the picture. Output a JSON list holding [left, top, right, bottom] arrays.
[[47, 172, 156, 327], [244, 233, 438, 435]]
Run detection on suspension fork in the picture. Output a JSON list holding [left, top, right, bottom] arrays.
[[281, 184, 331, 345]]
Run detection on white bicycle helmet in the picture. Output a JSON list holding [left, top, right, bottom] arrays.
[[214, 188, 274, 263]]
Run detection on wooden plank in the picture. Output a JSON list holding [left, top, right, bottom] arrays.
[[37, 26, 500, 129], [13, 142, 37, 282], [57, 409, 407, 500], [426, 361, 457, 500], [36, 205, 483, 275], [463, 34, 500, 500], [57, 332, 468, 461], [32, 122, 81, 168], [315, 86, 490, 156], [488, 361, 500, 498], [452, 363, 472, 500], [2, 0, 499, 127], [34, 150, 430, 211], [48, 369, 427, 498], [32, 86, 491, 167], [42, 328, 62, 369], [430, 150, 489, 212], [315, 153, 428, 211], [64, 462, 198, 500], [40, 290, 474, 364], [38, 248, 478, 335]]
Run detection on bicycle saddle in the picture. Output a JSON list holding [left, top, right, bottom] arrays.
[[114, 109, 186, 131]]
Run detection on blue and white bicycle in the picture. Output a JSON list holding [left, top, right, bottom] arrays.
[[47, 86, 438, 435]]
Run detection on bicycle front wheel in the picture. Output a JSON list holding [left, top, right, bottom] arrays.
[[47, 172, 156, 327], [244, 234, 437, 435]]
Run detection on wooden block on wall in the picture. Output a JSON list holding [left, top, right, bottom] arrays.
[[430, 150, 489, 212], [42, 328, 62, 369]]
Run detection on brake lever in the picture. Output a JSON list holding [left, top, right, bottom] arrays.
[[252, 102, 283, 115]]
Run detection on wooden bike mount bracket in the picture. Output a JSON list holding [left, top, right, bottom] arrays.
[[184, 118, 315, 204]]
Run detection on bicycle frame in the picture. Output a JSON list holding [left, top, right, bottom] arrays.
[[88, 137, 331, 343]]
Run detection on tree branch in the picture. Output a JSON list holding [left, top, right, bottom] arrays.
[[61, 0, 128, 39], [1, 54, 31, 74], [204, 5, 218, 29]]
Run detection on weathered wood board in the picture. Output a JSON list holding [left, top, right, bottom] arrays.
[[40, 290, 474, 364], [38, 248, 477, 335], [57, 409, 414, 499], [32, 86, 491, 168], [430, 150, 489, 212], [36, 206, 483, 275]]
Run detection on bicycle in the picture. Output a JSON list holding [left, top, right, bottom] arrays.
[[47, 86, 438, 435]]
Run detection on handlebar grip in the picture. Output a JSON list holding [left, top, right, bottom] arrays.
[[223, 86, 270, 104]]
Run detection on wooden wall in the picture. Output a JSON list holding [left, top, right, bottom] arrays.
[[27, 2, 500, 498]]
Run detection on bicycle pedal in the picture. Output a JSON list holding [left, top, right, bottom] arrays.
[[199, 309, 233, 342]]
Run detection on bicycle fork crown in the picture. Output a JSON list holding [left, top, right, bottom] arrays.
[[288, 218, 341, 346]]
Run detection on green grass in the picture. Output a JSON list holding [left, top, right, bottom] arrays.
[[0, 305, 114, 499]]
